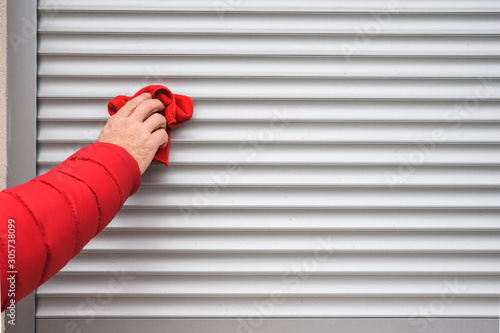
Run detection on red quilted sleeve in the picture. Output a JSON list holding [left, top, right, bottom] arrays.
[[0, 142, 141, 311]]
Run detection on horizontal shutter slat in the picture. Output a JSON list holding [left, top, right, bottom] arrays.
[[38, 55, 500, 78], [36, 297, 498, 318], [37, 0, 500, 13], [38, 143, 500, 166], [37, 77, 500, 99], [56, 252, 500, 275], [38, 34, 500, 56], [37, 275, 499, 296], [38, 99, 500, 122], [38, 12, 500, 35]]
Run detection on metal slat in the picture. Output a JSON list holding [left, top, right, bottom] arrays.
[[37, 0, 500, 13], [37, 99, 500, 122], [34, 165, 500, 188], [38, 34, 500, 56], [37, 275, 499, 297], [57, 252, 500, 275], [37, 77, 500, 99], [37, 55, 500, 78], [37, 121, 500, 144], [139, 165, 500, 188], [107, 208, 500, 231], [37, 143, 500, 166], [83, 229, 500, 252], [38, 12, 500, 35], [34, 318, 500, 333], [35, 297, 499, 318], [118, 187, 500, 209]]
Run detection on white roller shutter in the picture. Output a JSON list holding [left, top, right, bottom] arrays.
[[34, 0, 500, 331]]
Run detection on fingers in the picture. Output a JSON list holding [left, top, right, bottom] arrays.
[[130, 99, 166, 122], [143, 112, 167, 133], [115, 92, 152, 117], [150, 128, 169, 149]]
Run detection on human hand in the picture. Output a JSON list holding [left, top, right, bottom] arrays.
[[98, 92, 168, 174]]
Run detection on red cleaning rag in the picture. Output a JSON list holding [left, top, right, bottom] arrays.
[[107, 85, 193, 166]]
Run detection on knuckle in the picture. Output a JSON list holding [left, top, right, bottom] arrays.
[[149, 112, 160, 119], [160, 129, 169, 141], [150, 98, 165, 109], [154, 112, 166, 123], [125, 100, 138, 110], [141, 99, 156, 107], [146, 139, 158, 149], [140, 129, 150, 140], [149, 113, 166, 127]]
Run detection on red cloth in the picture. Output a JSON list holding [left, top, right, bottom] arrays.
[[0, 142, 141, 311], [107, 85, 194, 166]]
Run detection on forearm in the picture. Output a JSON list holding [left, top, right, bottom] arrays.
[[0, 142, 140, 311]]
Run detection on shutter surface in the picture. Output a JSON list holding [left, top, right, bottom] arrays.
[[35, 0, 500, 327]]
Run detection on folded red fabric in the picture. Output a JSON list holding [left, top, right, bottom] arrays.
[[107, 85, 193, 166]]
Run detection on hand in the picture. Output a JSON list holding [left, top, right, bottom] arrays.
[[98, 92, 168, 174]]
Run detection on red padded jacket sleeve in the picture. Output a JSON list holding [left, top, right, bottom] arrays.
[[0, 142, 141, 311]]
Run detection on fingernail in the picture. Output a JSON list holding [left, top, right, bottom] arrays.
[[144, 92, 152, 97]]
